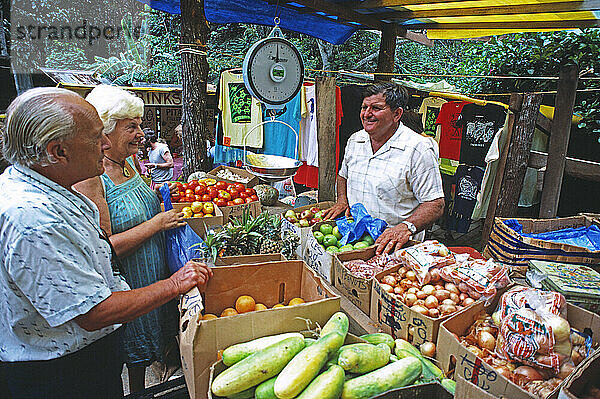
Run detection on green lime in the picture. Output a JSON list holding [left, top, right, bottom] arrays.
[[332, 226, 342, 240], [361, 233, 375, 246], [339, 244, 354, 252], [313, 231, 324, 244], [326, 246, 340, 253], [322, 234, 338, 248], [319, 223, 334, 236], [353, 241, 369, 250]]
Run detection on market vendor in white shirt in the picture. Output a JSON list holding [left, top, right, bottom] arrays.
[[323, 82, 444, 254]]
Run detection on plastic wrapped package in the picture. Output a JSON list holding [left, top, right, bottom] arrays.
[[394, 240, 455, 284], [439, 258, 510, 303]]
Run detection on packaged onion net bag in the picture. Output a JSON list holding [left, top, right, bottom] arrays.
[[393, 240, 455, 284], [438, 258, 510, 303]]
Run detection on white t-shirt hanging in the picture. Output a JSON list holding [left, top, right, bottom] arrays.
[[300, 84, 319, 167]]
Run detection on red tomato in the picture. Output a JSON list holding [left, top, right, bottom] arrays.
[[194, 183, 207, 195], [233, 198, 244, 205], [185, 188, 194, 196], [201, 194, 211, 202], [176, 182, 183, 189], [227, 201, 234, 206], [239, 192, 249, 199], [171, 195, 181, 202], [185, 194, 195, 202], [218, 190, 231, 201], [207, 186, 219, 199], [234, 183, 245, 192], [250, 194, 259, 202], [228, 188, 240, 199], [245, 197, 253, 204], [182, 183, 189, 190], [188, 180, 199, 189], [245, 188, 256, 195], [215, 181, 228, 190], [195, 195, 203, 202], [178, 191, 185, 198], [214, 198, 227, 207]]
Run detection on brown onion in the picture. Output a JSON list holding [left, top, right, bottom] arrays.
[[434, 284, 444, 291], [449, 293, 460, 303], [478, 331, 496, 351], [571, 349, 583, 366], [393, 286, 404, 295], [445, 283, 459, 295], [382, 275, 397, 286], [430, 268, 441, 283], [456, 305, 464, 311], [416, 290, 427, 299], [462, 297, 475, 306], [424, 295, 439, 309], [406, 287, 418, 295], [459, 293, 467, 302], [467, 345, 484, 358], [411, 305, 429, 316], [442, 298, 455, 306], [404, 293, 418, 306], [494, 366, 512, 380], [513, 366, 543, 386], [492, 311, 502, 326], [398, 267, 407, 278], [554, 339, 572, 357], [406, 270, 417, 281], [457, 282, 469, 293], [422, 285, 435, 296], [414, 299, 425, 307], [420, 342, 436, 357], [380, 283, 394, 293], [547, 315, 571, 342], [439, 304, 457, 316], [557, 362, 575, 379], [428, 308, 440, 318], [434, 289, 450, 302]]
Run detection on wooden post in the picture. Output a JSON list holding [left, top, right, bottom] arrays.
[[316, 76, 337, 202], [495, 93, 543, 217], [375, 25, 397, 81], [539, 63, 579, 218], [481, 93, 522, 248]]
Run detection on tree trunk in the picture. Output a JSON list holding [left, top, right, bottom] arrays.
[[317, 39, 334, 72], [180, 0, 210, 179]]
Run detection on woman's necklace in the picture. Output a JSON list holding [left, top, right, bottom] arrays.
[[104, 155, 131, 178]]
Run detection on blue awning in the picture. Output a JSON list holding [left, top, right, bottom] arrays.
[[138, 0, 359, 45]]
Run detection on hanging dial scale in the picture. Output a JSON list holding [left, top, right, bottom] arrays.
[[242, 21, 304, 110]]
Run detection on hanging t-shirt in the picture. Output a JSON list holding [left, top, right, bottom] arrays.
[[419, 97, 447, 140], [261, 88, 306, 159], [447, 165, 485, 233], [457, 103, 506, 167], [436, 101, 470, 161], [218, 70, 263, 148], [300, 84, 319, 166]]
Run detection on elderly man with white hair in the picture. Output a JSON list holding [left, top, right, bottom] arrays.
[[0, 87, 212, 399], [73, 85, 187, 392]]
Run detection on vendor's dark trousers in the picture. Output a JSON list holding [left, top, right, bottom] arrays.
[[3, 330, 123, 399]]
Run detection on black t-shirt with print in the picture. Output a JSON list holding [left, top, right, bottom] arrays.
[[457, 104, 506, 167]]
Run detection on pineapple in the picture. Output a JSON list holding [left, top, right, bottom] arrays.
[[259, 214, 284, 254]]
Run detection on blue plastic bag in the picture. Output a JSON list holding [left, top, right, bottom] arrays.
[[160, 184, 205, 274], [335, 203, 388, 246], [504, 219, 600, 251]]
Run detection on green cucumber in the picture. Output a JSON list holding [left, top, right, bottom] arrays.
[[341, 356, 422, 399], [296, 365, 345, 399], [359, 333, 395, 351], [441, 378, 456, 394], [389, 354, 399, 362], [211, 336, 305, 397], [320, 312, 349, 338], [305, 338, 317, 347], [337, 343, 391, 374], [274, 332, 345, 399], [394, 339, 444, 381], [255, 377, 278, 399], [222, 332, 304, 366], [226, 386, 255, 398]]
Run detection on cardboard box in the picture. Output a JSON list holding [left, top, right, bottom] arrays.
[[280, 201, 335, 258], [219, 199, 261, 223], [179, 260, 340, 399], [333, 246, 377, 315], [558, 349, 600, 399], [374, 382, 453, 399], [455, 376, 498, 399], [437, 297, 600, 399], [208, 165, 259, 187], [207, 333, 365, 399], [213, 253, 287, 266], [163, 202, 224, 238]]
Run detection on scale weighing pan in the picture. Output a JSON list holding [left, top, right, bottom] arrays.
[[244, 153, 302, 182]]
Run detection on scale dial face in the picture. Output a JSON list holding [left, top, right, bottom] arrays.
[[244, 37, 304, 106]]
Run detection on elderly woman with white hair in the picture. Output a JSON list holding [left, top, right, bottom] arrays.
[[74, 85, 185, 393]]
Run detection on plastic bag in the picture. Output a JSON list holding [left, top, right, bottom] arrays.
[[160, 184, 205, 274], [394, 240, 455, 284], [495, 286, 570, 373], [504, 219, 600, 251], [439, 258, 510, 303], [335, 203, 387, 246]]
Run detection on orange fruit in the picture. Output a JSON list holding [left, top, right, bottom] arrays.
[[254, 303, 268, 311], [221, 307, 238, 317], [235, 295, 256, 313], [272, 304, 285, 308], [202, 313, 218, 320], [288, 297, 305, 306]]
